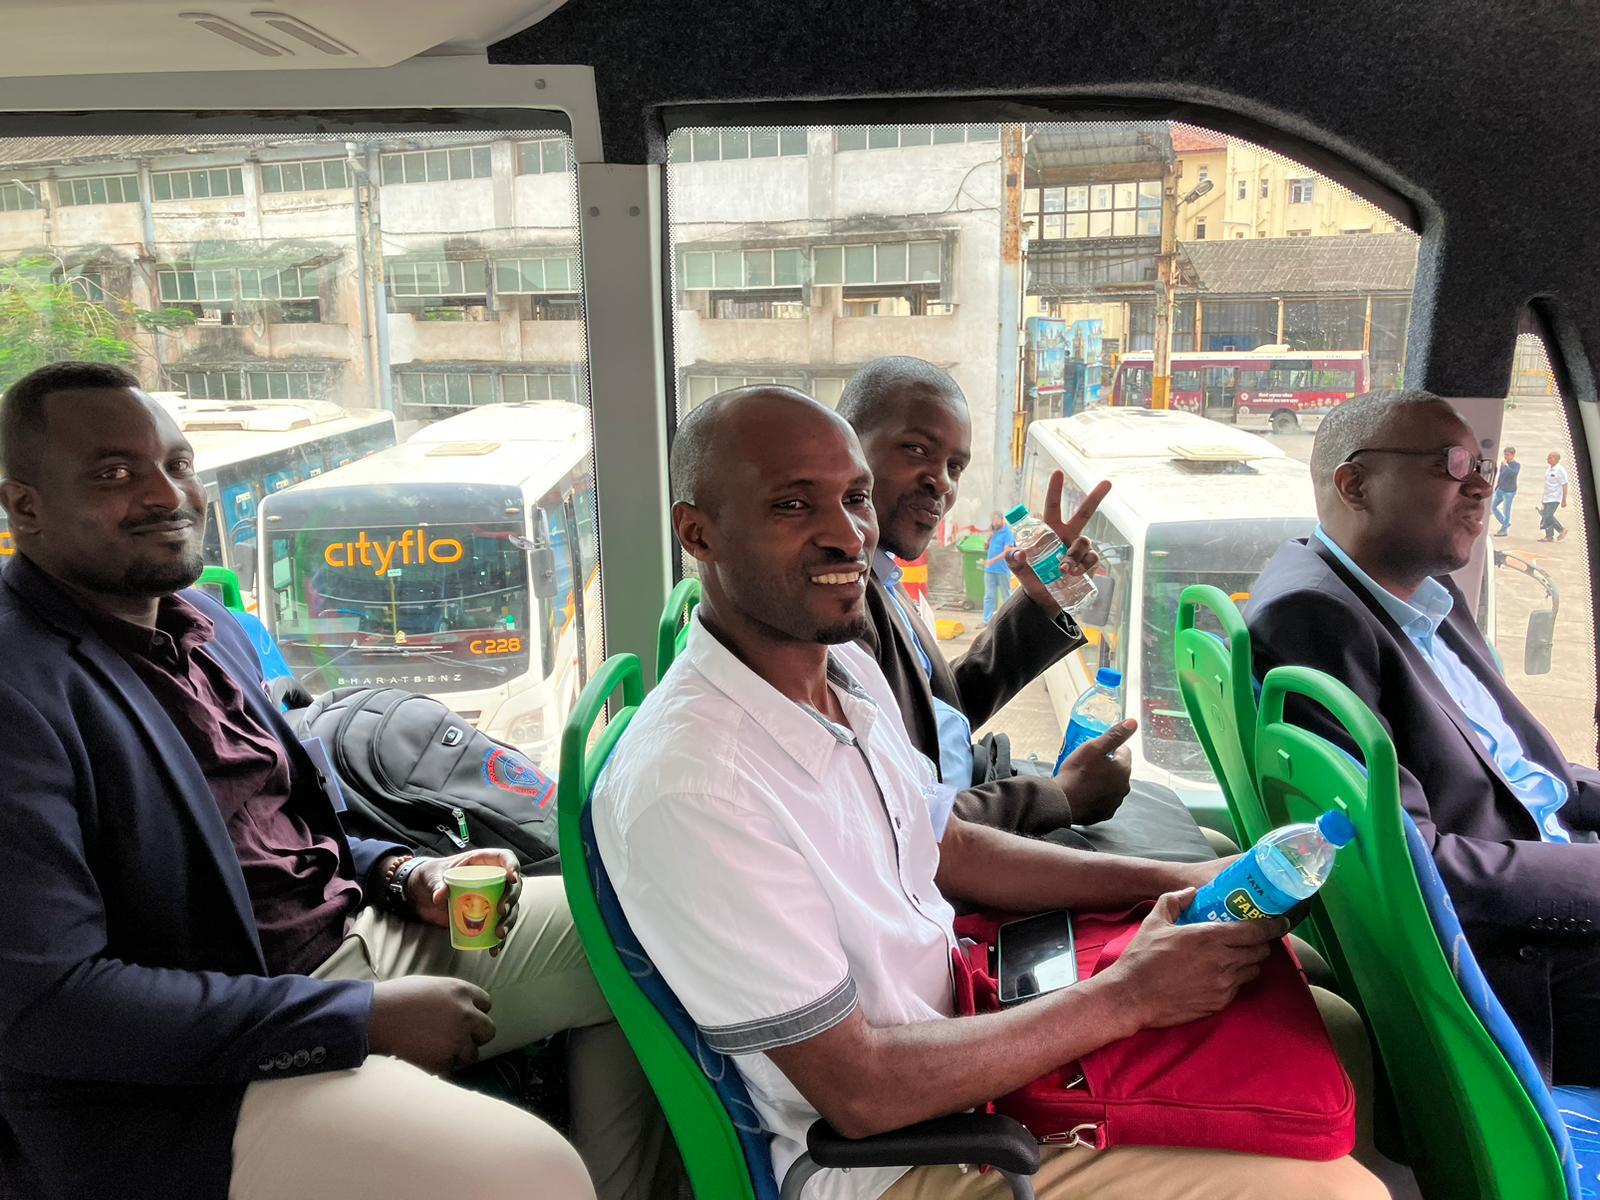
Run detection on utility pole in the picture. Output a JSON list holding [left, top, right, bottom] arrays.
[[1150, 153, 1179, 410], [995, 123, 1027, 502]]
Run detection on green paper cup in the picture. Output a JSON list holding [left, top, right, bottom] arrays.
[[445, 865, 507, 951]]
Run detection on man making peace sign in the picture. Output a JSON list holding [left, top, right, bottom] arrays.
[[837, 357, 1217, 861]]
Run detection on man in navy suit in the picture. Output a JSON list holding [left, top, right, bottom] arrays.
[[1247, 389, 1600, 1085], [0, 363, 668, 1200]]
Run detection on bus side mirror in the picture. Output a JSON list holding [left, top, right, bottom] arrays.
[[1076, 572, 1118, 629], [531, 545, 559, 600], [1525, 608, 1555, 675]]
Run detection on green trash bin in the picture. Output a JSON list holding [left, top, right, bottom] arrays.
[[957, 533, 988, 608]]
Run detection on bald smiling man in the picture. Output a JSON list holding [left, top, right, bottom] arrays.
[[593, 385, 1382, 1200]]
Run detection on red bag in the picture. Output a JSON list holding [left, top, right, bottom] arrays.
[[952, 906, 1355, 1161]]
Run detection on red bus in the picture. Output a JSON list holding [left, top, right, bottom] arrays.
[[1109, 348, 1369, 434]]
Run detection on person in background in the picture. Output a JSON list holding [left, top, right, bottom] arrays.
[[1491, 446, 1519, 536], [1540, 449, 1569, 541], [980, 509, 1015, 623], [1248, 390, 1600, 1085]]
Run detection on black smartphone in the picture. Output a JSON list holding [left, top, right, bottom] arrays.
[[996, 910, 1079, 1005]]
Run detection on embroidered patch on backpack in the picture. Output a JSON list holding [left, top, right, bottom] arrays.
[[482, 747, 555, 810]]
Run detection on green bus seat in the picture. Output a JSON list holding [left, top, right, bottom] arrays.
[[1173, 584, 1261, 849], [655, 577, 701, 686], [558, 653, 1040, 1199], [198, 564, 245, 612], [1255, 664, 1574, 1198]]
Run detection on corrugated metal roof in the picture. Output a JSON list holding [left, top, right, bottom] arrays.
[[1170, 125, 1227, 153], [1178, 234, 1418, 295], [1025, 123, 1172, 172]]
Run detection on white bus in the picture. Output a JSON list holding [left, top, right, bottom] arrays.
[[0, 396, 395, 591], [257, 402, 598, 765], [1021, 406, 1318, 833]]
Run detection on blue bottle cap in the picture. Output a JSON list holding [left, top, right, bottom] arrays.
[[1095, 668, 1122, 689], [1316, 810, 1357, 848]]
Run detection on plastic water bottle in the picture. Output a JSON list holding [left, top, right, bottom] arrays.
[[1053, 668, 1123, 774], [1177, 811, 1357, 925], [1004, 504, 1096, 615]]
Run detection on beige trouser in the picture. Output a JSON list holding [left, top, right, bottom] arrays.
[[229, 877, 674, 1200], [883, 987, 1387, 1200]]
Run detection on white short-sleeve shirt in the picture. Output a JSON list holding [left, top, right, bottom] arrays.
[[592, 614, 959, 1200]]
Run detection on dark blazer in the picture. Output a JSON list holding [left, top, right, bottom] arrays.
[[0, 555, 403, 1200], [857, 571, 1084, 833], [1248, 537, 1600, 1068]]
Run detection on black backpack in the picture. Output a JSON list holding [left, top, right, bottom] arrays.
[[281, 685, 561, 874]]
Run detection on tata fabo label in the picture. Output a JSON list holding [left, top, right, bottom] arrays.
[[323, 529, 465, 575]]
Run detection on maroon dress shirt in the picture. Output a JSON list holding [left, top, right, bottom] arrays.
[[90, 596, 360, 975]]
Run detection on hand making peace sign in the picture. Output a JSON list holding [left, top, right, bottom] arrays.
[[1004, 472, 1110, 614]]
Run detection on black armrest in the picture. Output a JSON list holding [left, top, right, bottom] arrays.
[[805, 1113, 1040, 1176]]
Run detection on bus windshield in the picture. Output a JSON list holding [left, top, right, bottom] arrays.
[[1139, 517, 1316, 778], [267, 522, 532, 694]]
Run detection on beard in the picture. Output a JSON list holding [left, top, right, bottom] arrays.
[[815, 612, 871, 644], [119, 545, 206, 596]]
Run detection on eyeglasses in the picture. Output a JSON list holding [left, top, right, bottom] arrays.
[[1342, 445, 1496, 484]]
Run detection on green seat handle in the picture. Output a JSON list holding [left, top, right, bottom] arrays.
[[560, 653, 645, 807], [1257, 664, 1398, 786], [1176, 582, 1250, 644], [197, 565, 244, 613], [656, 577, 702, 686]]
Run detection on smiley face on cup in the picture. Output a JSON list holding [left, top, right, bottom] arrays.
[[444, 865, 508, 951]]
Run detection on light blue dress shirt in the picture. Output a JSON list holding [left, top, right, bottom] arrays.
[[1313, 525, 1571, 843], [873, 549, 976, 795]]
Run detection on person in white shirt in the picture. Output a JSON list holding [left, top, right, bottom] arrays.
[[593, 386, 1383, 1200], [1540, 450, 1570, 541]]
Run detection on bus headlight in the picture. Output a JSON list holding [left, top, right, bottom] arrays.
[[508, 711, 545, 748]]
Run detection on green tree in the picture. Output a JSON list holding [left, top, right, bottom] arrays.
[[0, 257, 138, 390]]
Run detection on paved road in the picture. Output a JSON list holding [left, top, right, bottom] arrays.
[[928, 392, 1597, 767]]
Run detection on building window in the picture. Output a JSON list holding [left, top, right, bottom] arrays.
[[378, 145, 493, 185], [1197, 165, 1210, 184], [1236, 179, 1247, 200], [170, 369, 324, 401], [835, 124, 999, 151], [515, 139, 572, 175], [1194, 219, 1207, 240], [1026, 181, 1161, 239], [237, 265, 323, 301], [812, 241, 943, 285], [683, 372, 807, 409], [1341, 226, 1373, 235], [395, 370, 495, 408], [501, 371, 581, 404], [1260, 178, 1270, 199], [494, 255, 581, 294], [1287, 228, 1312, 237], [681, 247, 807, 290], [158, 265, 239, 307], [260, 158, 350, 194], [1289, 179, 1316, 204], [386, 259, 488, 297], [0, 181, 40, 212], [668, 127, 807, 162], [152, 168, 245, 201], [65, 269, 106, 302], [56, 174, 140, 207]]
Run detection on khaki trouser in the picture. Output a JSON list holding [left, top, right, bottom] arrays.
[[230, 877, 673, 1200], [883, 987, 1387, 1200]]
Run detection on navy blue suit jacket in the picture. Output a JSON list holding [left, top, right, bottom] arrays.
[[1248, 537, 1600, 1073], [0, 555, 405, 1200]]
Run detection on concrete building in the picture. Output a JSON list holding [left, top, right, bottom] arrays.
[[666, 123, 1009, 526], [0, 129, 584, 423], [1170, 125, 1408, 242]]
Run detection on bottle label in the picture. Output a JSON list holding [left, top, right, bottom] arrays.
[[1054, 716, 1107, 773], [1178, 854, 1302, 925], [1031, 543, 1066, 584]]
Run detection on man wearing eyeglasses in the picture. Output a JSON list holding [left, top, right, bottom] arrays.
[[1246, 389, 1600, 1088]]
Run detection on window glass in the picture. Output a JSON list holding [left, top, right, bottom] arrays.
[[668, 117, 1419, 809], [0, 125, 596, 765]]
